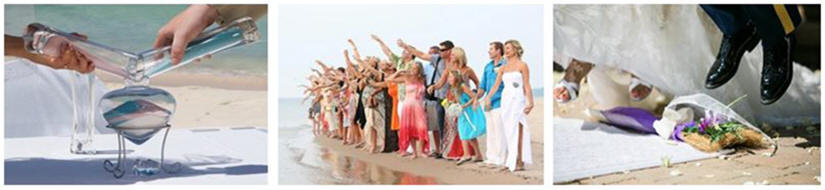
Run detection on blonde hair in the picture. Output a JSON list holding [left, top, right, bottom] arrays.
[[414, 61, 425, 80], [451, 47, 467, 68], [505, 39, 524, 58]]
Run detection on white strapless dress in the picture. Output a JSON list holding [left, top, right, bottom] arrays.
[[501, 72, 532, 171]]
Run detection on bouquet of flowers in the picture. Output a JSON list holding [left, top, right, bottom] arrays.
[[672, 110, 767, 152], [656, 94, 776, 153]]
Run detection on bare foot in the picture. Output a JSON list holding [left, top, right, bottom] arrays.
[[366, 146, 375, 153], [553, 86, 570, 102], [514, 162, 525, 171], [630, 84, 652, 100]]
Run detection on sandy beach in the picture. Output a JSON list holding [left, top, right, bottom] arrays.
[[100, 72, 268, 129], [280, 97, 544, 185], [553, 72, 821, 185]]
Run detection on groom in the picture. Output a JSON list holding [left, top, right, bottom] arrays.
[[701, 5, 802, 105]]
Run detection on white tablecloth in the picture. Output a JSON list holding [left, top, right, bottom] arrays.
[[4, 127, 268, 184]]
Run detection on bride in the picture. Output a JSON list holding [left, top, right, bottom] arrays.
[[553, 4, 819, 126]]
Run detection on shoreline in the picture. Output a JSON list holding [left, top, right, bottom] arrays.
[[280, 98, 545, 184]]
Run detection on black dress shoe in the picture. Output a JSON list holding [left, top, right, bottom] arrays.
[[760, 35, 795, 105], [705, 24, 760, 89]]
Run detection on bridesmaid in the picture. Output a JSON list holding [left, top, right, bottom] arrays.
[[485, 40, 534, 172], [387, 61, 430, 159]]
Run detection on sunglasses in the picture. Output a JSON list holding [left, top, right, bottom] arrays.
[[440, 48, 452, 52]]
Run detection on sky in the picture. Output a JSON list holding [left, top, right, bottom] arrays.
[[278, 4, 544, 98]]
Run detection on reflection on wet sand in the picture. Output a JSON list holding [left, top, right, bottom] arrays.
[[319, 143, 438, 185], [280, 127, 438, 185]]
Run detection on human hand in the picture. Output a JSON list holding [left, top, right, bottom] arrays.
[[152, 4, 218, 65], [484, 98, 491, 111], [39, 33, 95, 73], [524, 102, 533, 114], [397, 39, 409, 48]]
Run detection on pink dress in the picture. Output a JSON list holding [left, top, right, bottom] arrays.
[[398, 81, 429, 154]]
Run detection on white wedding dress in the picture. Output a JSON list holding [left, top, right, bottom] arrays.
[[554, 4, 820, 126], [501, 72, 532, 171]]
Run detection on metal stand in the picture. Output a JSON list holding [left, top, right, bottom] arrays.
[[103, 124, 181, 178]]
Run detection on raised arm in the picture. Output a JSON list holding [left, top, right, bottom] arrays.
[[385, 71, 408, 83], [347, 39, 366, 64], [344, 50, 363, 79], [315, 60, 333, 72], [398, 39, 432, 61], [371, 34, 396, 61]]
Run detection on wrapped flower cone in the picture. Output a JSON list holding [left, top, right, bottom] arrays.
[[681, 128, 768, 152]]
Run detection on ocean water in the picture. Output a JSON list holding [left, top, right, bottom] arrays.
[[4, 5, 267, 77], [278, 98, 312, 128]]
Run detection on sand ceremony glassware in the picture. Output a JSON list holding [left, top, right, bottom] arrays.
[[22, 17, 261, 178], [67, 72, 97, 154]]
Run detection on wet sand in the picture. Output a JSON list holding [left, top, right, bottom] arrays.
[[553, 72, 821, 184], [279, 98, 545, 185]]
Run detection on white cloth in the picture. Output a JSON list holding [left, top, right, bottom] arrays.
[[483, 107, 506, 166], [501, 72, 532, 171], [554, 4, 820, 126], [4, 58, 111, 138]]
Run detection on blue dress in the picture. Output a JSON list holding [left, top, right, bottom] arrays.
[[457, 93, 487, 140]]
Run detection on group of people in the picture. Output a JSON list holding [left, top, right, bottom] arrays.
[[302, 35, 535, 172]]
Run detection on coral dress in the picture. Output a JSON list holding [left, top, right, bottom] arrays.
[[397, 81, 429, 154]]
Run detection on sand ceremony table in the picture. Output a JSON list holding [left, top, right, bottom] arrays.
[[4, 127, 267, 184]]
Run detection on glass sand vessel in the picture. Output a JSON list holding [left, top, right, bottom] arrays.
[[22, 17, 261, 178]]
